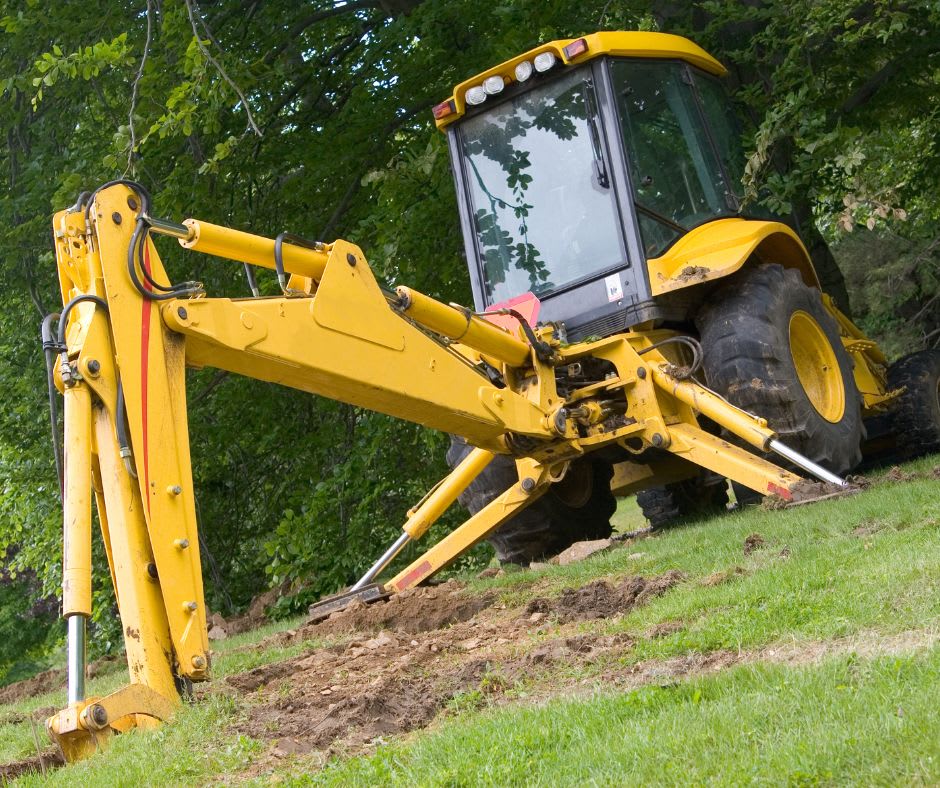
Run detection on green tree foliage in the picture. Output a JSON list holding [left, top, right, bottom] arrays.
[[0, 0, 936, 676]]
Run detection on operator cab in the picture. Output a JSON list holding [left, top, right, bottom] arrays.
[[435, 32, 747, 341]]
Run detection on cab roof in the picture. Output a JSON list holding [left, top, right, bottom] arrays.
[[433, 31, 726, 130]]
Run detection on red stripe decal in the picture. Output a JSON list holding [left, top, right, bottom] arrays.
[[767, 482, 793, 501], [392, 560, 433, 592], [140, 243, 153, 515]]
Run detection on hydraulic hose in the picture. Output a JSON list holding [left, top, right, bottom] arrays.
[[41, 312, 64, 496]]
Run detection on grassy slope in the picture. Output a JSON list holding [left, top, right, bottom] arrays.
[[4, 455, 939, 785]]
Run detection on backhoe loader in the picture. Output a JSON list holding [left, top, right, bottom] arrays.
[[42, 31, 939, 762]]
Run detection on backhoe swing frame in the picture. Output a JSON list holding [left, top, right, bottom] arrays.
[[47, 184, 833, 760]]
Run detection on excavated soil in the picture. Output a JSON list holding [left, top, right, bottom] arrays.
[[0, 751, 65, 781], [228, 573, 684, 767], [0, 668, 64, 706], [524, 572, 686, 624]]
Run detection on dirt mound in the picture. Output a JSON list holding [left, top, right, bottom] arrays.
[[208, 582, 292, 640], [524, 572, 685, 624], [0, 668, 64, 705], [298, 580, 494, 639], [743, 533, 766, 555], [0, 751, 65, 781]]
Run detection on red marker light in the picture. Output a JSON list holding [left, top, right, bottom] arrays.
[[432, 99, 456, 120], [563, 38, 589, 60]]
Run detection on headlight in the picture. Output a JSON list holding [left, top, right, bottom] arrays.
[[483, 75, 505, 95], [465, 85, 487, 105], [533, 52, 557, 72], [514, 60, 534, 82]]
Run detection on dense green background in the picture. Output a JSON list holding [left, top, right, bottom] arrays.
[[0, 0, 936, 683]]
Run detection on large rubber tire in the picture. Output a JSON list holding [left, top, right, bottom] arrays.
[[696, 263, 864, 481], [637, 475, 729, 529], [447, 436, 616, 565], [888, 349, 940, 459]]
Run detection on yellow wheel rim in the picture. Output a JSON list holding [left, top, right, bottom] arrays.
[[788, 310, 845, 423]]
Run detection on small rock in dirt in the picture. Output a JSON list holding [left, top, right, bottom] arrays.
[[410, 639, 419, 646], [476, 567, 501, 579], [743, 533, 766, 555], [460, 637, 482, 651], [528, 561, 552, 571], [628, 552, 646, 560], [207, 625, 228, 641], [320, 688, 332, 696], [363, 630, 397, 650], [556, 538, 614, 566], [528, 611, 546, 623]]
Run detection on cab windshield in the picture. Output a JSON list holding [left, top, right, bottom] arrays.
[[458, 67, 624, 304]]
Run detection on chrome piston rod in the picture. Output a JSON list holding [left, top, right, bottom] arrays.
[[769, 439, 848, 487], [352, 532, 412, 591], [67, 614, 87, 705]]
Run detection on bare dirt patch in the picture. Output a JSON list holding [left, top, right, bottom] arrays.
[[524, 572, 685, 624], [743, 533, 766, 555], [0, 751, 65, 782], [227, 573, 682, 773], [0, 668, 64, 706]]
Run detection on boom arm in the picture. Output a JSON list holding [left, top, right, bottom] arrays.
[[46, 183, 838, 761]]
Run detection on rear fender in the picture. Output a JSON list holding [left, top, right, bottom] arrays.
[[647, 218, 819, 296]]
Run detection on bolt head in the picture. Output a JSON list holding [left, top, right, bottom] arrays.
[[637, 367, 647, 379], [183, 600, 197, 612], [520, 477, 536, 493], [651, 433, 664, 447], [86, 359, 101, 376], [90, 704, 108, 727], [177, 306, 188, 320], [192, 654, 207, 670], [111, 211, 122, 225]]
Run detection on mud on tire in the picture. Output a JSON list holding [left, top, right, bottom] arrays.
[[447, 436, 616, 565], [695, 263, 864, 478], [887, 349, 940, 459]]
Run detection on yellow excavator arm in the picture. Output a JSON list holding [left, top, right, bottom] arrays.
[[46, 182, 842, 761]]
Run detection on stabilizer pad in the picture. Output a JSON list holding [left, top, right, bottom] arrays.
[[307, 583, 391, 623]]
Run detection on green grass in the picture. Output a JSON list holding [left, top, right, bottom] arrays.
[[308, 648, 940, 786], [467, 456, 940, 664], [15, 693, 261, 787], [2, 455, 938, 785]]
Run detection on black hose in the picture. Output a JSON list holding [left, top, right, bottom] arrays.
[[274, 232, 320, 291], [242, 263, 260, 297], [475, 307, 555, 363], [126, 218, 200, 301], [115, 379, 137, 479], [638, 336, 703, 379], [41, 312, 64, 497], [83, 179, 153, 223], [57, 294, 109, 348]]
